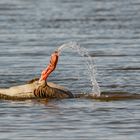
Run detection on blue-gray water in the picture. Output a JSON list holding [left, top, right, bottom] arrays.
[[0, 0, 140, 139]]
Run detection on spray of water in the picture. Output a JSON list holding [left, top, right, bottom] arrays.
[[57, 42, 101, 96]]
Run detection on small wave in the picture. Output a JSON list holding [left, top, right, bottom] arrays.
[[113, 67, 140, 71], [101, 91, 131, 95], [89, 52, 139, 57]]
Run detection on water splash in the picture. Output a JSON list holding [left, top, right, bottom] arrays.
[[57, 42, 101, 96]]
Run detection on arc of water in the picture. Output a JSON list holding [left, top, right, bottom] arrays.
[[57, 42, 100, 96]]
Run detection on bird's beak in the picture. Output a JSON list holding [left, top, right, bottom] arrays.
[[56, 49, 61, 55]]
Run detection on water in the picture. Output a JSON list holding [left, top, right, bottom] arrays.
[[0, 0, 140, 140], [58, 42, 100, 96]]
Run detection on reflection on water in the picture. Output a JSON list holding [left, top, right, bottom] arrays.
[[0, 0, 140, 139]]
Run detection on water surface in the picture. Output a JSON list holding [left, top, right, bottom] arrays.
[[0, 0, 140, 139]]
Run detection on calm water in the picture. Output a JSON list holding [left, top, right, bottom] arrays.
[[0, 0, 140, 139]]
